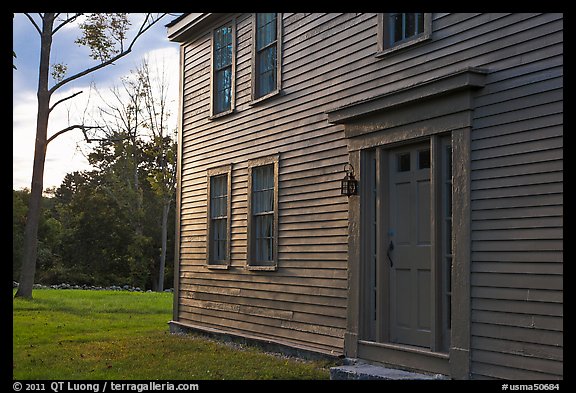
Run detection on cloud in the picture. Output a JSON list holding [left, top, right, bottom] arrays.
[[13, 15, 180, 191]]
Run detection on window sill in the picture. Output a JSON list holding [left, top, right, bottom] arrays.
[[375, 33, 431, 58], [206, 263, 230, 270], [249, 89, 282, 107], [246, 264, 277, 271], [209, 108, 235, 121]]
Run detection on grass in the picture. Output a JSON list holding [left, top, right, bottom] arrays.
[[13, 289, 333, 380]]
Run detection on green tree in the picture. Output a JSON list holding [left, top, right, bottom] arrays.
[[53, 171, 134, 286], [13, 188, 63, 283], [15, 13, 167, 299], [13, 189, 30, 280], [92, 58, 177, 291]]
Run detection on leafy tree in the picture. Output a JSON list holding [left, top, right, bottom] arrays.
[[13, 189, 63, 283], [91, 58, 177, 291], [15, 13, 167, 299], [13, 189, 29, 280]]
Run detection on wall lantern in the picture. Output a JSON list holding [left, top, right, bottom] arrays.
[[341, 163, 358, 197]]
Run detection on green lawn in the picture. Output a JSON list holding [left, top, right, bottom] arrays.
[[13, 289, 333, 380]]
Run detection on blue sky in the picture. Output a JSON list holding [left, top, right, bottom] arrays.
[[13, 13, 182, 190]]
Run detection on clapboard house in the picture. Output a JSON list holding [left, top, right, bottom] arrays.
[[167, 13, 563, 379]]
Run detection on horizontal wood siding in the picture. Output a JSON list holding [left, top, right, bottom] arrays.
[[464, 13, 563, 380], [175, 13, 563, 374], [177, 13, 357, 355]]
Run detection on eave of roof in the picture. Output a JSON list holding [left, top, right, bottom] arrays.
[[167, 13, 229, 42]]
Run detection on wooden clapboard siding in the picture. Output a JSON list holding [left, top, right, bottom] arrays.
[[171, 12, 563, 375], [175, 12, 360, 355], [466, 12, 563, 380]]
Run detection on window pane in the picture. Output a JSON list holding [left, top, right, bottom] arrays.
[[214, 68, 232, 113], [256, 46, 277, 97], [253, 165, 274, 191], [390, 13, 403, 44], [417, 13, 424, 34], [397, 152, 410, 172], [256, 13, 277, 50], [253, 164, 274, 214], [406, 13, 417, 37], [254, 189, 273, 214], [418, 148, 431, 169]]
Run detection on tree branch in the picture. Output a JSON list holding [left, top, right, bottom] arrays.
[[46, 124, 101, 145], [52, 13, 83, 35], [49, 91, 83, 113], [48, 13, 167, 95], [24, 13, 42, 35], [47, 123, 133, 145]]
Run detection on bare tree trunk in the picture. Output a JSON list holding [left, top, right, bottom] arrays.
[[157, 197, 171, 291], [15, 14, 55, 299]]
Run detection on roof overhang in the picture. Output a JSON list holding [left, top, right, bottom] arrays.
[[167, 13, 227, 43]]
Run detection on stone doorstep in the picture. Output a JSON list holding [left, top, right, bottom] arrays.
[[330, 359, 449, 380]]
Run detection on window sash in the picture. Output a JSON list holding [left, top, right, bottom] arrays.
[[252, 164, 274, 214], [212, 217, 228, 262], [255, 214, 274, 262], [214, 68, 232, 113], [387, 13, 425, 47], [256, 13, 277, 50]]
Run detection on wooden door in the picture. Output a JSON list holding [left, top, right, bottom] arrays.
[[388, 143, 432, 347]]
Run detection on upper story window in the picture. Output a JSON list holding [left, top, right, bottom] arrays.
[[377, 13, 432, 56], [211, 21, 235, 117], [252, 13, 282, 102]]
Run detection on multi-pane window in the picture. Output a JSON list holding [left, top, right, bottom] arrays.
[[212, 22, 234, 115], [378, 13, 431, 54], [252, 165, 274, 263], [253, 13, 280, 100], [207, 166, 231, 267], [387, 13, 424, 47], [247, 156, 279, 269]]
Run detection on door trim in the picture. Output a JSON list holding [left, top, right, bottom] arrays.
[[338, 68, 485, 379]]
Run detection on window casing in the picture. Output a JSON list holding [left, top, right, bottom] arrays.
[[206, 165, 232, 268], [211, 20, 235, 117], [251, 13, 282, 103], [377, 13, 432, 56], [247, 155, 279, 270]]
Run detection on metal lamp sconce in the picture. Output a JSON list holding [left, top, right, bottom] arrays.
[[341, 163, 358, 197]]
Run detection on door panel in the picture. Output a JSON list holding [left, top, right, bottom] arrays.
[[389, 143, 432, 348]]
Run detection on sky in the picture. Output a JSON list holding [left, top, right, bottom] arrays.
[[12, 13, 182, 191]]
